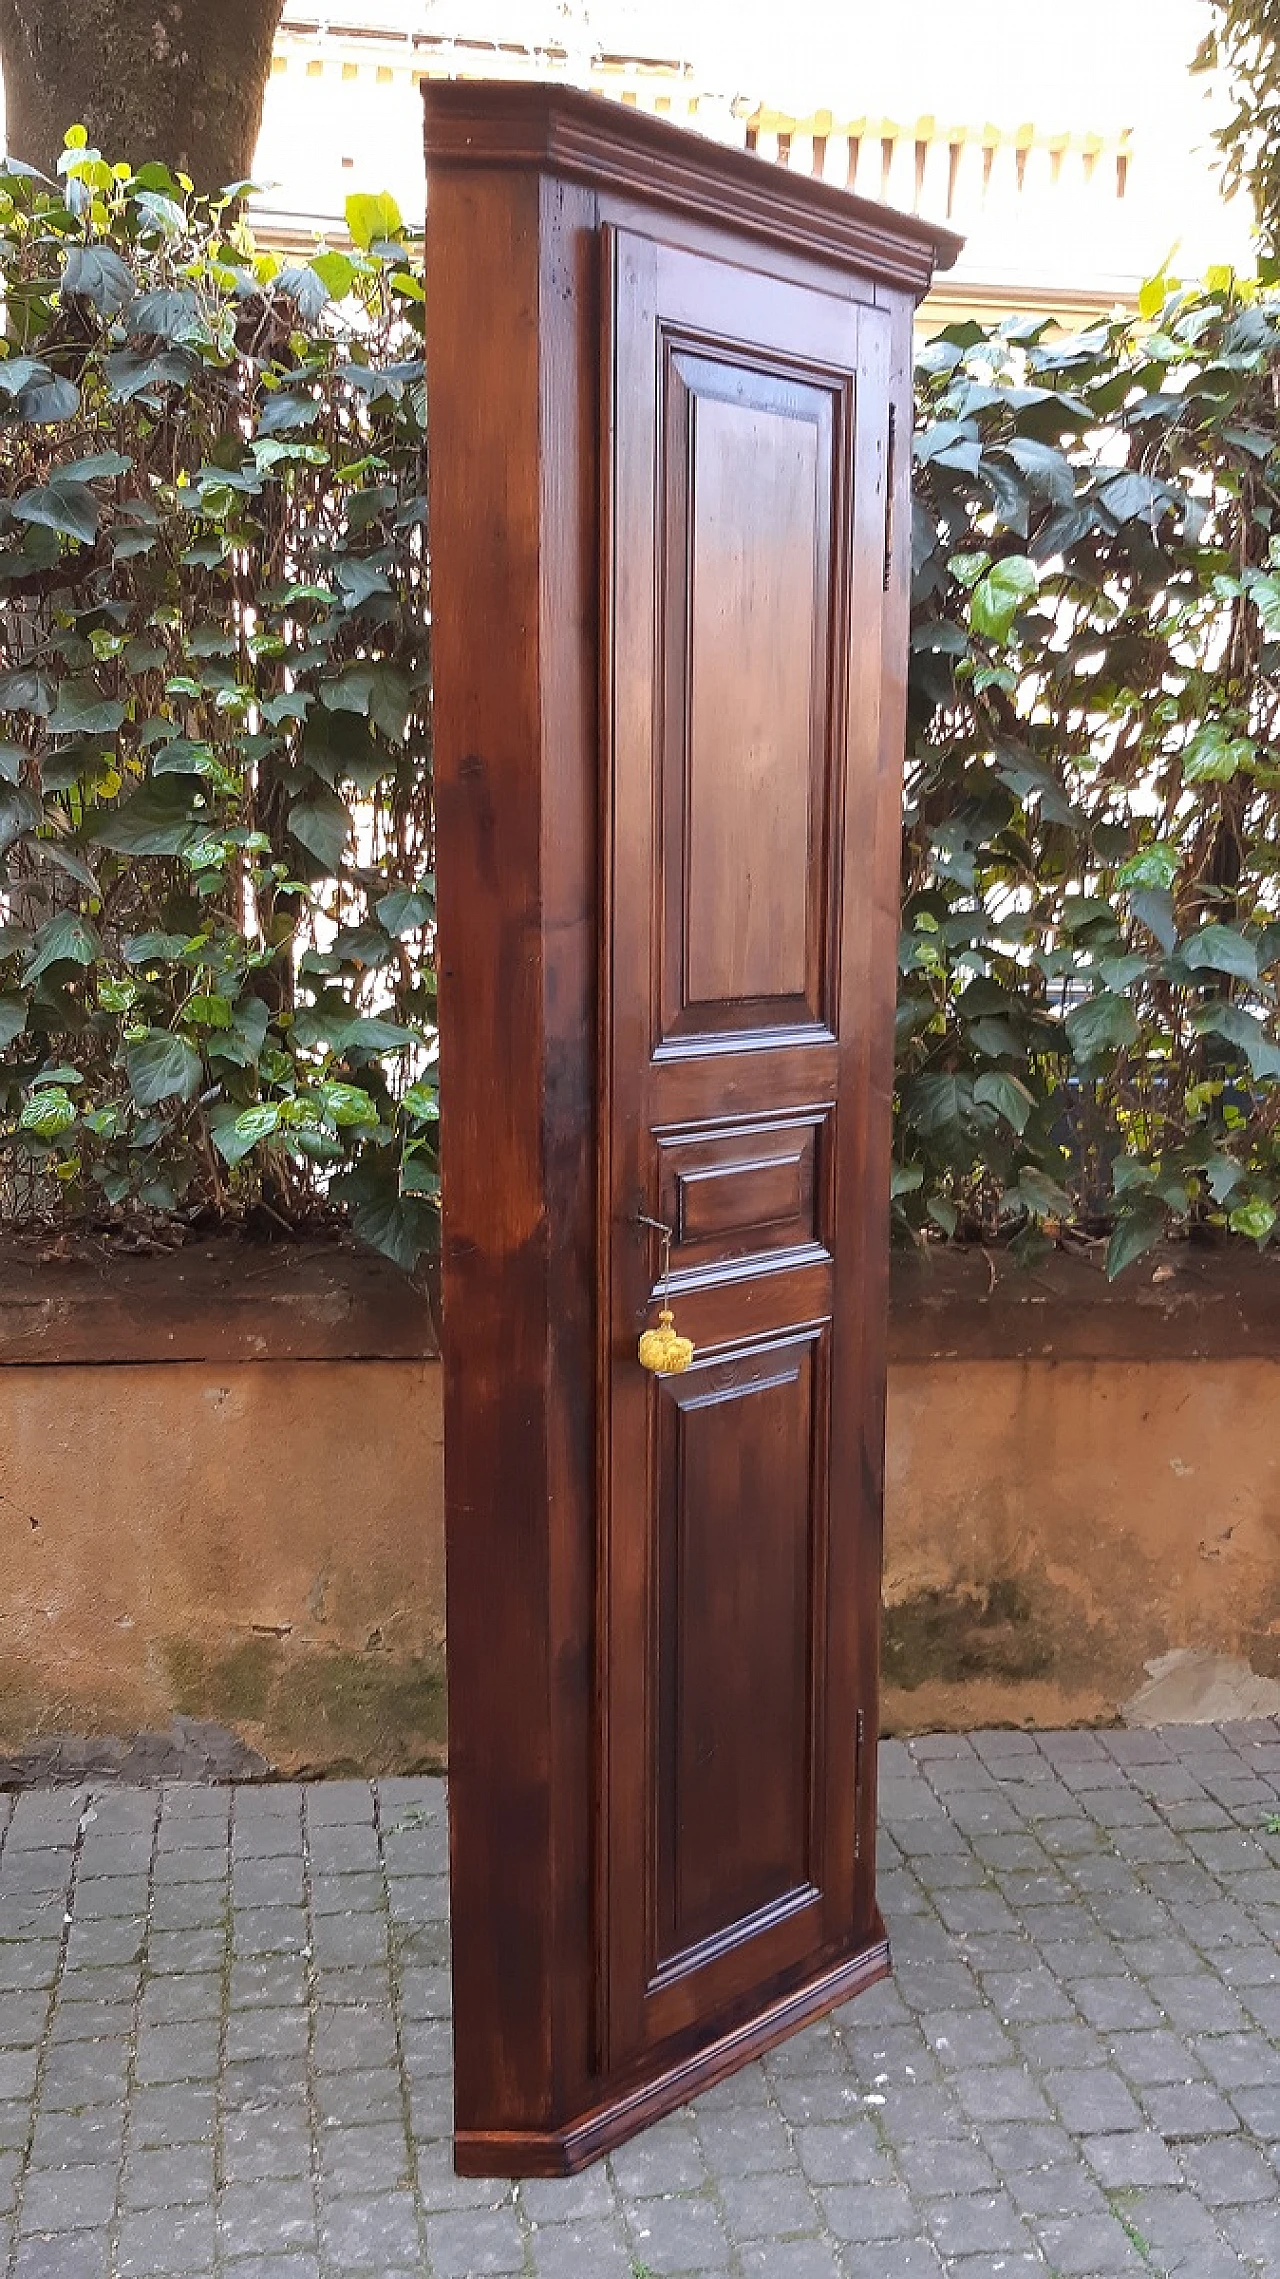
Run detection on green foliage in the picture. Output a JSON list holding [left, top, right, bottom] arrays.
[[902, 276, 1280, 1273], [1193, 2, 1280, 264], [0, 133, 436, 1267]]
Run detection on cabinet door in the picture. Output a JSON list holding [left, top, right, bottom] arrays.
[[601, 228, 892, 2071]]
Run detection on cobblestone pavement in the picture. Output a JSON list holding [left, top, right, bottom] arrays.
[[2, 1725, 1280, 2277]]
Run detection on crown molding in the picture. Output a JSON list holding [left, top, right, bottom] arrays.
[[423, 80, 963, 299]]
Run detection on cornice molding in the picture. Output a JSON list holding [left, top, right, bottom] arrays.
[[423, 81, 962, 298]]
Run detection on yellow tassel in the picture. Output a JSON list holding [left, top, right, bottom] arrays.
[[638, 1307, 694, 1375]]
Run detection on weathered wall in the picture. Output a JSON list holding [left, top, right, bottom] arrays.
[[2, 1234, 1279, 1770], [884, 1356, 1280, 1731], [0, 1236, 445, 1776], [882, 1245, 1280, 1731]]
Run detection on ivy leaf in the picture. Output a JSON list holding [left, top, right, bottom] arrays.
[[903, 1072, 975, 1137], [1065, 991, 1140, 1063], [1191, 1002, 1280, 1079], [993, 436, 1076, 504], [0, 667, 52, 717], [0, 993, 29, 1049], [1106, 1199, 1168, 1279], [87, 777, 203, 854], [1177, 925, 1259, 982], [310, 249, 355, 299], [0, 785, 42, 855], [15, 372, 80, 423], [1118, 843, 1180, 891], [973, 1070, 1036, 1133], [345, 190, 403, 251], [1018, 1168, 1073, 1220], [61, 450, 133, 481], [62, 242, 135, 315], [1229, 1196, 1277, 1244], [125, 1030, 203, 1107], [289, 788, 351, 871], [256, 390, 319, 437], [18, 1085, 77, 1138], [970, 555, 1037, 640], [11, 481, 100, 545], [335, 557, 393, 606], [46, 678, 124, 735], [314, 1080, 379, 1127], [1129, 886, 1177, 953], [23, 910, 102, 984], [331, 1142, 434, 1271], [376, 885, 434, 936], [211, 1101, 280, 1165], [1184, 722, 1255, 782]]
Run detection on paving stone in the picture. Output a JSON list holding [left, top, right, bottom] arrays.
[[222, 2109, 313, 2183], [693, 2104, 794, 2175], [29, 2105, 125, 2170], [117, 2203, 218, 2274], [318, 2188, 421, 2265], [1080, 2127, 1181, 2186], [955, 2065, 1051, 2125], [129, 2085, 217, 2148], [21, 2162, 119, 2231], [894, 2134, 1000, 2198], [624, 2191, 733, 2270], [134, 2020, 222, 2085], [39, 2039, 131, 2110], [1031, 2210, 1148, 2273], [819, 2179, 919, 2242], [218, 2178, 318, 2256], [737, 2241, 845, 2279], [427, 2205, 528, 2274], [314, 2119, 411, 2194], [792, 2121, 892, 2186], [3, 1733, 1280, 2279], [13, 2234, 110, 2279], [530, 2214, 633, 2278], [922, 2189, 1035, 2257], [1043, 2066, 1144, 2135], [840, 2244, 944, 2278], [1176, 2132, 1280, 2206], [1002, 2153, 1109, 2219], [122, 2146, 217, 2209], [718, 2168, 820, 2238], [1140, 2079, 1241, 2138], [609, 2114, 707, 2197]]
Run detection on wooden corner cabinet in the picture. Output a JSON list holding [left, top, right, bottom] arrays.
[[424, 81, 959, 2176]]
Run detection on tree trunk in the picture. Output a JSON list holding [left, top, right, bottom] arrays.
[[0, 0, 286, 187]]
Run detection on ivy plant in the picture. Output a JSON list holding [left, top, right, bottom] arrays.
[[5, 129, 1280, 1283], [0, 131, 435, 1269], [903, 272, 1280, 1275]]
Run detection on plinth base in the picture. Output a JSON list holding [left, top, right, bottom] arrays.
[[454, 1931, 892, 2178]]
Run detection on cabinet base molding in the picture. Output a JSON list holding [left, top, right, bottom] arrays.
[[454, 1932, 891, 2177]]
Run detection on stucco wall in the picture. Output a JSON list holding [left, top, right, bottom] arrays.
[[1, 1356, 445, 1775], [0, 1236, 446, 1776], [2, 1234, 1278, 1771], [884, 1355, 1280, 1731]]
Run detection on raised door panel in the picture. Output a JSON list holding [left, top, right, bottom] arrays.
[[653, 1333, 825, 1968], [603, 226, 890, 2075], [659, 353, 837, 1042]]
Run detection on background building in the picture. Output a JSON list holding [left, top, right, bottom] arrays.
[[256, 0, 1252, 325]]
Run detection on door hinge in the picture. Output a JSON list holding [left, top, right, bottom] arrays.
[[854, 1708, 865, 1859], [882, 402, 896, 592]]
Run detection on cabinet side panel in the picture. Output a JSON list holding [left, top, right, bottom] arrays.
[[536, 174, 604, 2117], [849, 284, 917, 1913], [428, 165, 555, 2134]]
